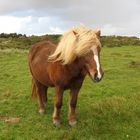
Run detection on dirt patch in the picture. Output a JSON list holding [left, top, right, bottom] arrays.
[[0, 116, 20, 123]]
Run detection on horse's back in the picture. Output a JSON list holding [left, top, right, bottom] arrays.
[[29, 41, 56, 62]]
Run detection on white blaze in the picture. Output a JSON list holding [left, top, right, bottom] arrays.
[[91, 46, 102, 79]]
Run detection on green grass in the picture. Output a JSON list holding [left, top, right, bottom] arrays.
[[0, 46, 140, 140]]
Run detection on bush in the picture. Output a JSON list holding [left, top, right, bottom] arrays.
[[0, 33, 139, 49]]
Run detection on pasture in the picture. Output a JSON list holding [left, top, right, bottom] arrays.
[[0, 46, 140, 140]]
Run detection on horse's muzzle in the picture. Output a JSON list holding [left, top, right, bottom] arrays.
[[93, 72, 104, 82]]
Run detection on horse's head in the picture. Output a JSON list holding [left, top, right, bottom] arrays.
[[84, 45, 104, 82], [83, 30, 104, 82]]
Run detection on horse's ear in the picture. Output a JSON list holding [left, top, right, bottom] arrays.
[[95, 29, 101, 38], [73, 31, 77, 35]]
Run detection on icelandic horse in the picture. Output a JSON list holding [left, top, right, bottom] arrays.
[[28, 26, 104, 126]]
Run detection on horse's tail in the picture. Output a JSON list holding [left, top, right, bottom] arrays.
[[31, 78, 38, 98]]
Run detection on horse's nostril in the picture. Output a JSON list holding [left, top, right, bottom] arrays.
[[94, 73, 97, 78], [94, 73, 99, 81]]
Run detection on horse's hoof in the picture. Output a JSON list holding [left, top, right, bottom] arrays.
[[53, 120, 60, 127], [69, 120, 77, 127], [38, 109, 45, 114]]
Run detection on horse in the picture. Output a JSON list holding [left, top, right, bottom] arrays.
[[28, 26, 104, 127]]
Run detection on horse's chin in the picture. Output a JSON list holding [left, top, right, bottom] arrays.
[[89, 75, 102, 83]]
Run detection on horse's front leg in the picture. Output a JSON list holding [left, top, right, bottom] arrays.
[[68, 88, 80, 127], [53, 87, 64, 126]]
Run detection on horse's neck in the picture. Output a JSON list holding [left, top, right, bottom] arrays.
[[65, 58, 86, 75]]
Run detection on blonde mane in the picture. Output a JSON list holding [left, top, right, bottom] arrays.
[[49, 26, 101, 65]]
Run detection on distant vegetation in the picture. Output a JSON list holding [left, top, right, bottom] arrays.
[[0, 33, 140, 49], [101, 35, 140, 47]]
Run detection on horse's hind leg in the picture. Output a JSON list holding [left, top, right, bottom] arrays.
[[41, 87, 48, 107], [34, 79, 47, 114]]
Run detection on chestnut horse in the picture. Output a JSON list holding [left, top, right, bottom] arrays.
[[28, 26, 104, 126]]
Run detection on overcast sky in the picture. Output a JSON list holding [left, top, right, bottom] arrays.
[[0, 0, 140, 37]]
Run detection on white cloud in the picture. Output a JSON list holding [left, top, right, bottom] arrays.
[[0, 16, 31, 33], [0, 16, 64, 35], [0, 0, 140, 37]]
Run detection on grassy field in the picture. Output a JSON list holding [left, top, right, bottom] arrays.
[[0, 46, 140, 140]]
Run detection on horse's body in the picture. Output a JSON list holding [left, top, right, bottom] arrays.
[[29, 41, 86, 89], [28, 26, 104, 126]]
